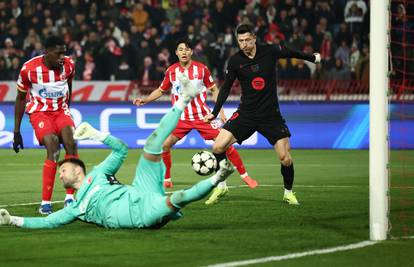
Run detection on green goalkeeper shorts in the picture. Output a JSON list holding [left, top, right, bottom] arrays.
[[132, 155, 166, 196]]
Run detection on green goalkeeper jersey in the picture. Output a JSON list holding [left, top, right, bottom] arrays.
[[22, 136, 172, 229]]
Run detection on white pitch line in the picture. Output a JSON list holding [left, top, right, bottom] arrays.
[[204, 241, 378, 267], [0, 162, 372, 167], [0, 200, 64, 208], [1, 184, 414, 208], [205, 235, 414, 267]]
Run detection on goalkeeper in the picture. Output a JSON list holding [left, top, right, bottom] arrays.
[[0, 72, 234, 229]]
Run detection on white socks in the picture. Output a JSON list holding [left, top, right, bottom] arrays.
[[284, 189, 292, 195]]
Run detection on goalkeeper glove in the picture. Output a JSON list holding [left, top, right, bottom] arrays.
[[313, 53, 321, 63], [0, 209, 24, 227], [0, 209, 10, 225], [74, 122, 109, 142]]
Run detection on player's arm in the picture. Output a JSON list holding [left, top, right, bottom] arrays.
[[209, 85, 227, 123], [133, 87, 166, 106], [74, 122, 128, 175], [68, 79, 72, 107], [0, 208, 77, 229], [276, 44, 321, 63], [134, 69, 172, 106], [13, 86, 28, 153], [67, 57, 75, 107], [205, 61, 237, 122]]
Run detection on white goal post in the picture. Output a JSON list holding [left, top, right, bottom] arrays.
[[369, 0, 389, 241]]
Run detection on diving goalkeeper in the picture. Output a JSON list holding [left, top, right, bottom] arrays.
[[0, 72, 234, 229]]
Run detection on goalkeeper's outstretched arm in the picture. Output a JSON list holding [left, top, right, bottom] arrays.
[[74, 122, 128, 176], [0, 208, 77, 229]]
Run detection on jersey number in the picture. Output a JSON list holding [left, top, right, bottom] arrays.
[[105, 174, 122, 185]]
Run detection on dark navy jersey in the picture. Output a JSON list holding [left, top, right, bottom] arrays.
[[212, 44, 315, 118]]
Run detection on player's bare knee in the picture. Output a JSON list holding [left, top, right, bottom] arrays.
[[212, 143, 226, 154], [280, 156, 293, 166], [279, 155, 292, 166]]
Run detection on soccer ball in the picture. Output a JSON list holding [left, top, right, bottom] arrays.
[[191, 151, 217, 176]]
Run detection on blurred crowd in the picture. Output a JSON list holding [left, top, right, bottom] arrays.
[[0, 0, 375, 83]]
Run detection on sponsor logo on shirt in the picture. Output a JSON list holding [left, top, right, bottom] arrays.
[[251, 77, 265, 90], [39, 88, 65, 98]]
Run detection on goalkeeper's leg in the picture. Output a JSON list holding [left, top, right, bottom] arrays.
[[144, 72, 199, 156], [169, 160, 234, 208]]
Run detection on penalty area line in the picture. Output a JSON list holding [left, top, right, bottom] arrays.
[[203, 240, 378, 267]]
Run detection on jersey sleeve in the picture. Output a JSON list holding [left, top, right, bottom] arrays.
[[203, 66, 215, 89], [94, 135, 128, 176], [67, 57, 75, 82], [274, 44, 315, 62], [159, 68, 172, 92], [17, 65, 31, 92], [22, 207, 78, 229], [211, 58, 237, 117]]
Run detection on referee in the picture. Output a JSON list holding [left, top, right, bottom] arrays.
[[204, 23, 321, 205]]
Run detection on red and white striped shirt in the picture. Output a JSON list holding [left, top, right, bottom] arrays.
[[160, 61, 215, 121], [17, 55, 75, 114]]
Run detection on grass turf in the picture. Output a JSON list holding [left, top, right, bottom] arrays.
[[0, 149, 413, 267]]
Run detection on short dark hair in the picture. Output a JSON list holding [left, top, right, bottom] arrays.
[[235, 23, 255, 35], [175, 38, 193, 50], [58, 158, 86, 174], [44, 35, 65, 49]]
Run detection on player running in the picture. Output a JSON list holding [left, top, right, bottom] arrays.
[[13, 36, 78, 215], [0, 72, 235, 229], [204, 24, 322, 205], [133, 38, 257, 205]]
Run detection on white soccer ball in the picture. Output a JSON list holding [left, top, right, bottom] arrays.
[[191, 151, 217, 176]]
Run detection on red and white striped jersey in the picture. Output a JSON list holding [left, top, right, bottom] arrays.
[[159, 61, 215, 121], [17, 55, 75, 114]]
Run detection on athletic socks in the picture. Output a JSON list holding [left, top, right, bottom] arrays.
[[225, 145, 246, 175], [42, 159, 57, 202], [162, 151, 172, 180], [144, 101, 185, 154], [64, 154, 78, 196], [281, 163, 294, 190], [213, 152, 227, 171], [170, 179, 214, 209]]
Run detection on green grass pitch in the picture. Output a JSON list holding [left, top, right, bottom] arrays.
[[0, 148, 413, 267]]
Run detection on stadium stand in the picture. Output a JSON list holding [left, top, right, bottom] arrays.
[[0, 0, 371, 85]]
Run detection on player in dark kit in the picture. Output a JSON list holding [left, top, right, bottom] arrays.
[[204, 24, 321, 205]]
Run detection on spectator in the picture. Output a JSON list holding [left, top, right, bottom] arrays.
[[355, 44, 369, 84], [138, 56, 158, 85], [328, 58, 351, 80], [291, 59, 311, 80], [6, 56, 21, 80], [115, 58, 134, 80], [335, 41, 350, 66], [132, 3, 149, 32], [312, 63, 329, 80], [82, 51, 96, 81], [320, 32, 334, 63], [349, 43, 361, 78], [335, 22, 353, 47]]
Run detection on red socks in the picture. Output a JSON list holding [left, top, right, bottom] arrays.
[[226, 145, 246, 175], [162, 151, 172, 180], [42, 159, 57, 201]]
